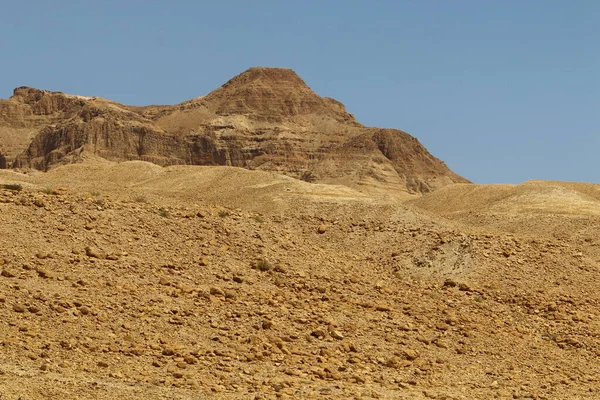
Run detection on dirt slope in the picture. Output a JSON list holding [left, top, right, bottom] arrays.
[[1, 164, 600, 399], [0, 67, 468, 194]]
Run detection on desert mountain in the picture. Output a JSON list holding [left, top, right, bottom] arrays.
[[0, 67, 468, 193]]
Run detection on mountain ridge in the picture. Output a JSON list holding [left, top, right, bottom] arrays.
[[0, 67, 469, 193]]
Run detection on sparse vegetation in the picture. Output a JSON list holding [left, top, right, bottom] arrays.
[[1, 183, 23, 191], [134, 195, 149, 203], [542, 332, 558, 342], [42, 187, 54, 195], [300, 170, 316, 183], [218, 210, 230, 218], [90, 191, 101, 197], [252, 215, 265, 223], [158, 207, 170, 218], [254, 258, 272, 272]]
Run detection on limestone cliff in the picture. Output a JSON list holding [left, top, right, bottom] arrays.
[[0, 67, 469, 193]]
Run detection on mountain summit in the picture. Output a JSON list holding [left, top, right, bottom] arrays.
[[201, 67, 357, 123], [0, 67, 468, 193]]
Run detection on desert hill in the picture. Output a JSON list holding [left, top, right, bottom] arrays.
[[2, 68, 599, 400], [1, 162, 600, 399], [0, 67, 468, 194]]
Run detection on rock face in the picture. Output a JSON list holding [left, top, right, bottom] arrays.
[[0, 67, 468, 193]]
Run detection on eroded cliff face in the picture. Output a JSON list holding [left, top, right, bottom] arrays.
[[0, 67, 469, 193]]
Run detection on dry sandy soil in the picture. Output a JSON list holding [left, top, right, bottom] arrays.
[[1, 159, 600, 400]]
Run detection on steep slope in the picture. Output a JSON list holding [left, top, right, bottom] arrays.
[[0, 67, 468, 193]]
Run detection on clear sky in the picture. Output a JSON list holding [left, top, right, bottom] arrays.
[[1, 1, 598, 184]]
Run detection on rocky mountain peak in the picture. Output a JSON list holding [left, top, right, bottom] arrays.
[[202, 67, 356, 123], [0, 67, 469, 193], [9, 86, 90, 116], [220, 67, 310, 90]]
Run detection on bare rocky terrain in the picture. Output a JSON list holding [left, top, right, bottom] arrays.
[[1, 69, 600, 400]]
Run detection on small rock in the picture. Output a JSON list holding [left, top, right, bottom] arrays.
[[162, 347, 175, 356], [403, 349, 420, 361], [443, 279, 458, 288], [37, 269, 52, 279], [262, 320, 273, 330], [311, 329, 327, 339], [184, 355, 196, 365], [330, 330, 344, 340], [458, 283, 472, 292], [13, 304, 26, 313], [33, 198, 46, 208], [317, 224, 328, 234], [159, 277, 171, 286], [85, 246, 106, 260], [210, 287, 225, 296], [1, 269, 16, 278]]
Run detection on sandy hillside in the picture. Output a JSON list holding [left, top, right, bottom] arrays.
[[1, 162, 600, 399]]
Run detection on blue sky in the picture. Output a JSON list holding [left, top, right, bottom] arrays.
[[1, 1, 598, 184]]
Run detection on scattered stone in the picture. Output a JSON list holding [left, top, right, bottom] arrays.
[[197, 210, 207, 218], [262, 320, 273, 330], [403, 349, 420, 361], [311, 329, 327, 339], [13, 304, 26, 313], [458, 283, 472, 292], [159, 277, 171, 286], [28, 305, 41, 313], [36, 268, 52, 279], [85, 246, 106, 259], [1, 269, 16, 278], [330, 330, 344, 340], [317, 224, 328, 234], [33, 198, 46, 208], [443, 279, 458, 288]]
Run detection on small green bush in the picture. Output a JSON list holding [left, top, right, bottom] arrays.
[[158, 208, 170, 218], [1, 183, 23, 191], [218, 210, 230, 218], [254, 259, 272, 272], [134, 195, 148, 203]]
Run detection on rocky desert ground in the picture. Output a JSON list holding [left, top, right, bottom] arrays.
[[1, 68, 600, 399]]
